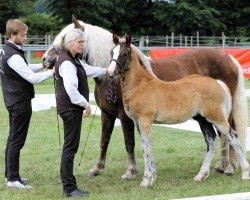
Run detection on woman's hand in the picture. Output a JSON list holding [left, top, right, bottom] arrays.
[[107, 61, 116, 76], [84, 105, 91, 118]]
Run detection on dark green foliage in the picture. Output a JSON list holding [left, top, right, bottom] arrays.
[[0, 0, 35, 33], [0, 0, 249, 36], [20, 13, 62, 35]]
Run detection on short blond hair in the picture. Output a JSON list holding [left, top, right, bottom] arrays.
[[6, 19, 28, 38]]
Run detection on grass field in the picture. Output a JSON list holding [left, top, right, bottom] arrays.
[[0, 56, 250, 199]]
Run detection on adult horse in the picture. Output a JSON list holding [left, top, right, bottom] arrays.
[[43, 16, 248, 179], [109, 33, 250, 187]]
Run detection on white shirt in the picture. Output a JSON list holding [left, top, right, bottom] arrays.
[[59, 59, 107, 108], [6, 41, 53, 84]]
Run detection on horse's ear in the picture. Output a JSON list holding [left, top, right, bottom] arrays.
[[125, 33, 131, 45], [72, 15, 84, 31], [113, 33, 119, 45]]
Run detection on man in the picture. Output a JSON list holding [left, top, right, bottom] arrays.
[[0, 19, 55, 189]]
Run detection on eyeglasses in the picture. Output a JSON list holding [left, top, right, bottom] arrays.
[[75, 40, 84, 44]]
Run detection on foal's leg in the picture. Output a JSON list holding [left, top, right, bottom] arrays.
[[135, 119, 156, 187], [119, 111, 137, 180], [88, 111, 116, 177], [194, 117, 217, 181]]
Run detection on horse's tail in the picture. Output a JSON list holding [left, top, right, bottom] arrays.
[[217, 80, 232, 119], [230, 55, 248, 154]]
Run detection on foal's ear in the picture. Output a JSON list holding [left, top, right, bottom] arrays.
[[113, 33, 119, 45], [125, 33, 131, 45], [72, 15, 85, 31]]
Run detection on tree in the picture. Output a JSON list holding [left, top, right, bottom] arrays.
[[0, 0, 35, 34], [163, 0, 225, 36], [20, 13, 61, 35], [45, 0, 113, 28]]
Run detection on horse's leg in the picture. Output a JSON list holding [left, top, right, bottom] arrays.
[[194, 117, 217, 181], [224, 119, 238, 175], [222, 127, 250, 180], [224, 145, 238, 175], [194, 116, 229, 173], [135, 119, 156, 187], [88, 111, 116, 177], [214, 133, 230, 173], [119, 111, 137, 180], [217, 126, 238, 175]]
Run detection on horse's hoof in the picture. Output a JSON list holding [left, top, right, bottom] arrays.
[[122, 173, 136, 180], [87, 170, 100, 178], [224, 163, 236, 175], [121, 169, 137, 180], [242, 172, 250, 180], [140, 180, 150, 188], [214, 160, 227, 173], [194, 172, 208, 181], [214, 168, 224, 174], [194, 175, 202, 182], [140, 175, 155, 187]]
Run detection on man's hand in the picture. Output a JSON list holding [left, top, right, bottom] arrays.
[[84, 106, 91, 118]]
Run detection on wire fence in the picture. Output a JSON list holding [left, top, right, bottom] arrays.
[[1, 32, 250, 48]]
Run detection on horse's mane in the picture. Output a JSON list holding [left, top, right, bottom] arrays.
[[131, 44, 157, 78], [52, 21, 156, 77]]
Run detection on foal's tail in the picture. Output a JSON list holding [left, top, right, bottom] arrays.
[[230, 55, 248, 154]]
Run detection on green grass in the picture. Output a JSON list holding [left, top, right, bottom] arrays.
[[0, 57, 250, 199]]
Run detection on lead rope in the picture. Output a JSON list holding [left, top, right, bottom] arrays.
[[78, 106, 97, 166], [54, 76, 61, 146], [107, 74, 118, 103]]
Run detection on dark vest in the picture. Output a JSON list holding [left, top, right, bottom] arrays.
[[55, 49, 89, 114], [1, 42, 34, 107]]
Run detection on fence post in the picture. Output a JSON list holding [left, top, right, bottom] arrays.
[[0, 33, 2, 45], [166, 35, 168, 47], [171, 32, 174, 47], [26, 49, 31, 63], [191, 36, 193, 47], [185, 36, 187, 47], [196, 31, 199, 47], [222, 32, 225, 48], [180, 34, 182, 47], [234, 37, 237, 46], [48, 35, 51, 45], [139, 36, 145, 48], [146, 36, 149, 49]]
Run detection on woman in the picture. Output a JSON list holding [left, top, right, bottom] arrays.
[[55, 28, 114, 197]]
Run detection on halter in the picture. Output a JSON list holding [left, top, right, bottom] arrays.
[[110, 45, 132, 75], [52, 45, 62, 54]]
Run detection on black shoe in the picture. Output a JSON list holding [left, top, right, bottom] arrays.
[[64, 188, 89, 198]]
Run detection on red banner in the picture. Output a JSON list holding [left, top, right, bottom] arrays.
[[150, 48, 250, 78]]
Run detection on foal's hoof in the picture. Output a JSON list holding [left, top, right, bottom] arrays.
[[194, 172, 209, 182], [139, 175, 156, 187], [140, 180, 151, 188]]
